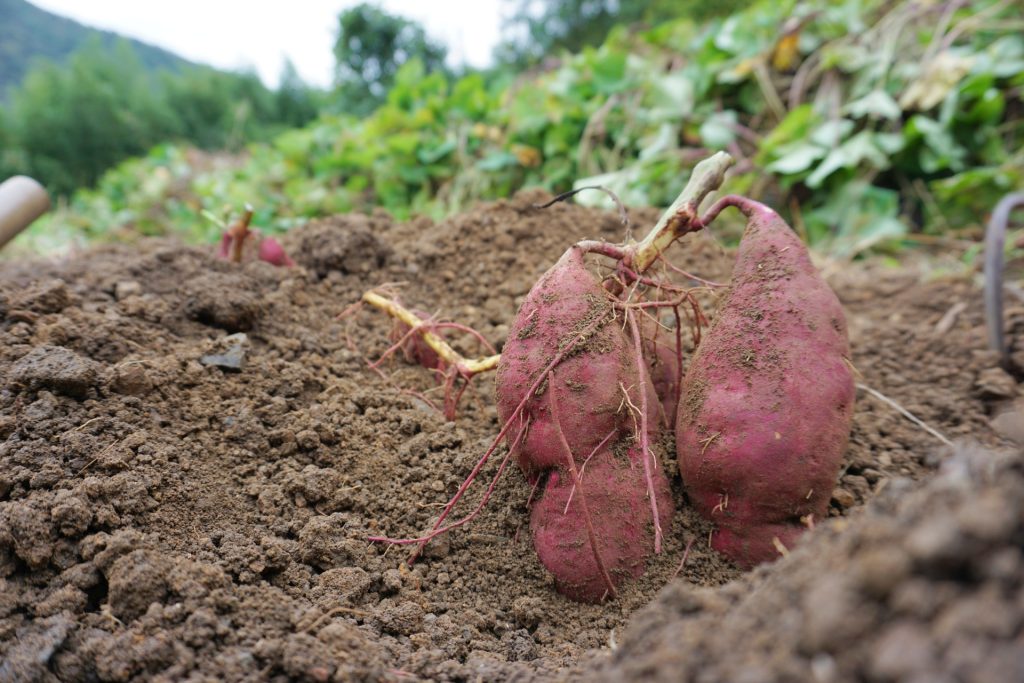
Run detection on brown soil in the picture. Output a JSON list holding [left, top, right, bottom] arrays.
[[0, 192, 1021, 682]]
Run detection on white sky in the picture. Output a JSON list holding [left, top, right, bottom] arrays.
[[28, 0, 508, 87]]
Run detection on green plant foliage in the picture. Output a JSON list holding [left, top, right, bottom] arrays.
[[2, 39, 322, 197], [333, 3, 449, 115], [5, 40, 179, 195], [19, 0, 1024, 257], [0, 0, 192, 97], [494, 0, 749, 67]]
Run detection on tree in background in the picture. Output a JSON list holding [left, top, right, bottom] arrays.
[[275, 60, 322, 129], [0, 0, 190, 98], [161, 67, 280, 150], [333, 3, 448, 115], [5, 39, 177, 194], [3, 39, 320, 195], [0, 109, 18, 182], [496, 0, 750, 66]]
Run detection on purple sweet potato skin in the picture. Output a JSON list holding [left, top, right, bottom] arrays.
[[642, 316, 680, 428], [496, 246, 673, 602], [257, 237, 295, 267], [530, 448, 673, 602], [389, 309, 445, 373], [676, 200, 854, 569]]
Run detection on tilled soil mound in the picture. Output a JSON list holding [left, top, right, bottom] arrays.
[[0, 192, 1021, 682]]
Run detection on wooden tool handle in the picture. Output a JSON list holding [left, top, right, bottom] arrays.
[[0, 176, 50, 250]]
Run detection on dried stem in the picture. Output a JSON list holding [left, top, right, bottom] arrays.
[[534, 185, 630, 228], [362, 291, 499, 375], [229, 205, 254, 263], [631, 152, 734, 273], [856, 383, 953, 447]]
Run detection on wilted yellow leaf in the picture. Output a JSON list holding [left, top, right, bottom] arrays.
[[899, 51, 975, 111], [772, 31, 801, 71], [512, 144, 542, 168]]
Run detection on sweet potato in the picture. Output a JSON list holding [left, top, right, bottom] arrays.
[[215, 211, 293, 267], [360, 294, 500, 421], [676, 195, 855, 568], [365, 152, 735, 600], [257, 237, 295, 267], [642, 314, 682, 428], [496, 246, 673, 602]]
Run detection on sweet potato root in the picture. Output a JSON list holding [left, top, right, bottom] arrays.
[[388, 308, 446, 373], [496, 246, 673, 602], [359, 292, 499, 420], [365, 152, 737, 601], [215, 207, 294, 266], [676, 195, 855, 568]]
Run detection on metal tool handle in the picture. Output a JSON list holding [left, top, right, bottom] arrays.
[[984, 192, 1024, 369]]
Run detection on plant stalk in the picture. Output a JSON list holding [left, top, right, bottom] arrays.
[[630, 151, 734, 273], [362, 291, 500, 374]]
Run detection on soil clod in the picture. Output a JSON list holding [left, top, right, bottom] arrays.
[[0, 194, 1019, 681]]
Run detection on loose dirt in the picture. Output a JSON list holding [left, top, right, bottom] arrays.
[[1, 192, 1021, 682]]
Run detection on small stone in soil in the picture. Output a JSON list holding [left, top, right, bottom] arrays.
[[114, 280, 142, 301], [831, 488, 856, 508], [990, 400, 1024, 444], [112, 363, 153, 396], [200, 333, 249, 372]]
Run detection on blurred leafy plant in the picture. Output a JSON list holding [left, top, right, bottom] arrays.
[[14, 0, 1024, 258], [1, 37, 322, 197], [333, 3, 449, 115]]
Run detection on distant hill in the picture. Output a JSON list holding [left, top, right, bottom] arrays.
[[0, 0, 195, 95]]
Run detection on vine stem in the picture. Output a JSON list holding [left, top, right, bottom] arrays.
[[229, 205, 254, 263], [362, 291, 500, 375], [629, 151, 734, 273]]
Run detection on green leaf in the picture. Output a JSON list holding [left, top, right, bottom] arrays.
[[699, 110, 738, 148], [417, 139, 456, 164], [973, 36, 1024, 79], [646, 71, 694, 121], [477, 152, 519, 171], [766, 144, 825, 175], [874, 133, 905, 155], [836, 216, 907, 256], [573, 165, 648, 208], [806, 131, 894, 188], [591, 51, 628, 94], [963, 88, 1005, 125], [806, 181, 908, 256], [844, 90, 901, 120], [758, 104, 818, 157], [809, 119, 855, 147], [639, 123, 677, 161], [819, 43, 871, 72], [904, 116, 967, 173]]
